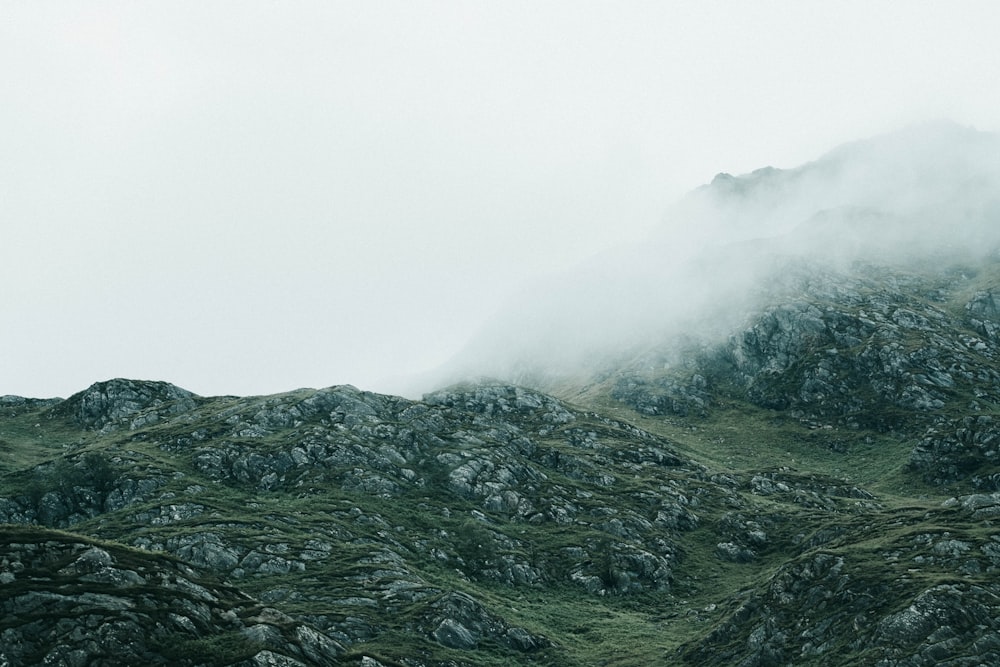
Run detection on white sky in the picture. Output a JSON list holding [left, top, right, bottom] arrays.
[[2, 1, 999, 399]]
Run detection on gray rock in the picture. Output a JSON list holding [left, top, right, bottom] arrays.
[[432, 618, 478, 649], [245, 650, 310, 667], [716, 542, 756, 563], [49, 378, 197, 431], [167, 532, 243, 571]]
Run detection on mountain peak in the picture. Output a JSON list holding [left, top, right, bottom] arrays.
[[49, 378, 198, 431], [439, 121, 1000, 396]]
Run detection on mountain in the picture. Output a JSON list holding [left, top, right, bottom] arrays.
[[438, 120, 1000, 388], [4, 123, 1000, 665]]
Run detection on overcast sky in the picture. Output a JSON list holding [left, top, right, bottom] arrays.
[[2, 1, 999, 399]]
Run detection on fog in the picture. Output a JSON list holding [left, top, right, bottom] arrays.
[[2, 3, 1000, 399], [436, 122, 1000, 390]]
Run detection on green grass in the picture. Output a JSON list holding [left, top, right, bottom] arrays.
[[0, 405, 86, 475], [2, 369, 999, 666], [149, 632, 266, 666]]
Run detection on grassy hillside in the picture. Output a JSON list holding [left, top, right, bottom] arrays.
[[3, 344, 1000, 666]]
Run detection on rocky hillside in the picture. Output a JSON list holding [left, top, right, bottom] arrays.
[[0, 525, 343, 666], [4, 364, 1000, 665], [2, 379, 710, 665], [4, 124, 1000, 665], [606, 253, 1000, 486]]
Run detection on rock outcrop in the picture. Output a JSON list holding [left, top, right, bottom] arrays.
[[0, 526, 343, 666], [47, 378, 199, 431]]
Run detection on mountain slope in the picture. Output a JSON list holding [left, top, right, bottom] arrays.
[[4, 123, 1000, 665], [0, 524, 344, 666], [4, 368, 1000, 665], [3, 380, 713, 665]]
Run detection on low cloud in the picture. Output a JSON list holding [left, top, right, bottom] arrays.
[[429, 121, 1000, 391]]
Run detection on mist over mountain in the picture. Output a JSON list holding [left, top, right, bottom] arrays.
[[7, 121, 1000, 666], [435, 121, 1000, 390]]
